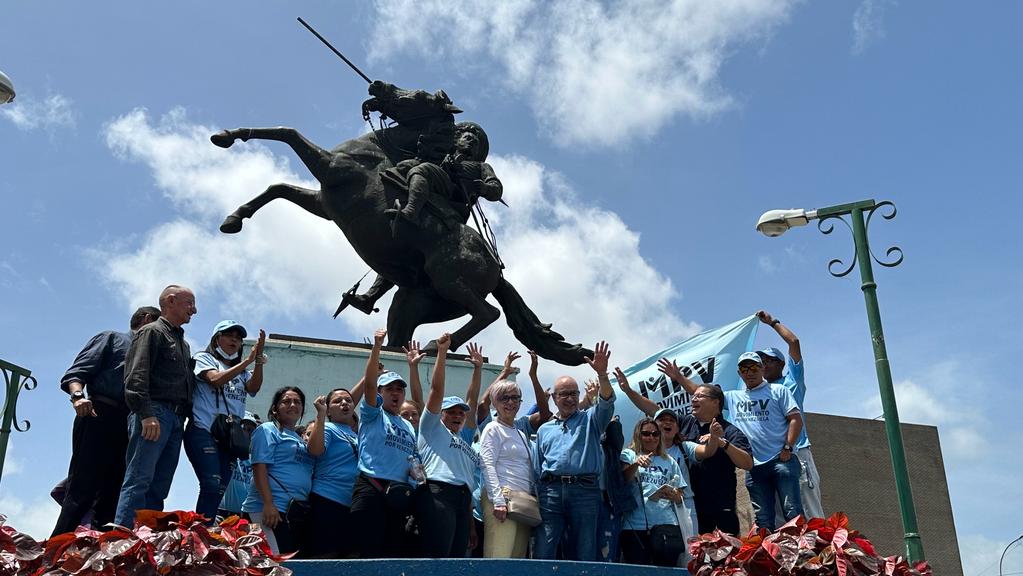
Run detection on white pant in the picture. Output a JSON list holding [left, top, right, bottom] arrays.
[[773, 446, 824, 524], [247, 511, 280, 554]]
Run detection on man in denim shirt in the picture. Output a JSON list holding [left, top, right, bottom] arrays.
[[51, 306, 160, 536], [534, 341, 616, 561], [114, 285, 197, 527]]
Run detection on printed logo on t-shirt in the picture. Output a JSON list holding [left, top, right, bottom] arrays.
[[733, 398, 772, 423], [384, 420, 416, 453], [448, 435, 482, 466]]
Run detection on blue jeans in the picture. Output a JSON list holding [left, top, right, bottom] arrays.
[[534, 480, 601, 561], [746, 456, 803, 531], [183, 422, 233, 524], [114, 403, 185, 527]]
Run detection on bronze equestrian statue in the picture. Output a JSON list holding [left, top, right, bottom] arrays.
[[211, 81, 592, 365]]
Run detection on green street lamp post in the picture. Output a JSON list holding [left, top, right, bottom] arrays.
[[0, 358, 36, 485], [755, 199, 924, 563]]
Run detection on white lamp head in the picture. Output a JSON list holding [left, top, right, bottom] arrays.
[[756, 208, 816, 237], [0, 70, 15, 104]]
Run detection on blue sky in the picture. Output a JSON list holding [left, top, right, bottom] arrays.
[[1, 1, 1020, 572]]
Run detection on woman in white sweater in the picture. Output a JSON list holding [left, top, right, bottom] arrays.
[[478, 379, 535, 558]]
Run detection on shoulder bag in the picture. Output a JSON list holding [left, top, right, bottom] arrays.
[[503, 429, 542, 527], [210, 385, 250, 459]]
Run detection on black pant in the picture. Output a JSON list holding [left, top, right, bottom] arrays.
[[52, 399, 129, 536], [350, 474, 410, 558], [620, 525, 684, 567], [414, 480, 471, 558], [306, 491, 356, 558], [695, 503, 740, 535]]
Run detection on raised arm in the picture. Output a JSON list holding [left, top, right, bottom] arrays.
[[478, 351, 520, 425], [526, 350, 553, 431], [758, 310, 801, 363], [201, 329, 266, 390], [613, 367, 660, 416], [363, 329, 387, 408], [656, 358, 700, 395], [404, 340, 427, 410], [308, 395, 327, 457], [577, 379, 599, 411], [584, 341, 613, 400], [464, 342, 485, 429], [426, 333, 451, 414]]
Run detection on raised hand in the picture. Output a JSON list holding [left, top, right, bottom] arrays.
[[584, 379, 599, 400], [436, 332, 451, 352], [403, 341, 426, 366], [373, 328, 387, 346], [503, 351, 521, 374], [528, 350, 539, 377], [583, 341, 611, 374], [314, 395, 328, 418], [613, 367, 631, 392], [467, 342, 485, 368], [757, 310, 774, 324], [656, 357, 684, 382]]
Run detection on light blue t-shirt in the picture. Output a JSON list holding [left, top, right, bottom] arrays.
[[312, 422, 359, 506], [242, 423, 315, 513], [620, 449, 682, 530], [724, 382, 800, 466], [220, 458, 252, 514], [665, 444, 696, 499], [191, 352, 253, 431], [536, 393, 615, 478], [358, 398, 418, 483], [771, 357, 810, 450], [418, 409, 480, 487]]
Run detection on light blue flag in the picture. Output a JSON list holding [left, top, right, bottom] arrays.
[[613, 315, 760, 437]]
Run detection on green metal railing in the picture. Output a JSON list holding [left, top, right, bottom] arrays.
[[0, 358, 36, 485]]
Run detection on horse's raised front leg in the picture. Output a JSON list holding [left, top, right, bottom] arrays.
[[211, 127, 333, 182], [221, 183, 327, 234]]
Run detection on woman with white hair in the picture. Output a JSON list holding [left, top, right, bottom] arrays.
[[478, 377, 535, 558]]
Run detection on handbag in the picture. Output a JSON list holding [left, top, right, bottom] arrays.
[[503, 430, 542, 527], [210, 387, 249, 459], [268, 472, 311, 533]]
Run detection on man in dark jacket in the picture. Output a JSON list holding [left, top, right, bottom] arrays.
[[114, 285, 197, 528], [51, 306, 160, 536]]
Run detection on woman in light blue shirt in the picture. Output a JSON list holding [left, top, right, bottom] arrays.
[[241, 386, 314, 555], [305, 388, 359, 558], [619, 417, 686, 567], [184, 320, 265, 524]]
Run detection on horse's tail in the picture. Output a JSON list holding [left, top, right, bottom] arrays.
[[492, 277, 593, 366]]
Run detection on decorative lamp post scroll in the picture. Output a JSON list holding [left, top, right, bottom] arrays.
[[0, 359, 36, 485], [0, 69, 15, 104], [755, 199, 924, 563]]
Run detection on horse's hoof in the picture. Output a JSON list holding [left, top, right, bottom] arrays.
[[220, 215, 244, 234], [211, 131, 236, 148]]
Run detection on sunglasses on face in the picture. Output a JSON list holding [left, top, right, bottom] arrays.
[[640, 430, 661, 437], [738, 364, 762, 374]]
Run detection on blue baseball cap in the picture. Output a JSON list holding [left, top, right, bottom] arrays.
[[441, 396, 471, 411], [377, 371, 407, 388], [758, 347, 785, 361], [737, 352, 764, 367], [213, 320, 247, 338]]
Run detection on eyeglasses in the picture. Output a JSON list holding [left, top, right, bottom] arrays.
[[640, 431, 661, 438], [738, 364, 762, 374], [555, 391, 580, 399], [498, 395, 522, 403], [692, 392, 713, 400]]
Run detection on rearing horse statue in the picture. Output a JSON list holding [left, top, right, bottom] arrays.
[[211, 81, 593, 365]]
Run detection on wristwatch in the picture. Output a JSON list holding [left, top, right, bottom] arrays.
[[782, 443, 793, 452], [721, 438, 731, 450], [69, 390, 86, 403]]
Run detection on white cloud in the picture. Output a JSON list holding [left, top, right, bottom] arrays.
[[0, 492, 59, 541], [852, 0, 894, 54], [0, 93, 76, 131], [860, 360, 988, 462], [96, 109, 698, 373], [758, 255, 776, 273], [959, 533, 1023, 576], [368, 0, 797, 148]]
